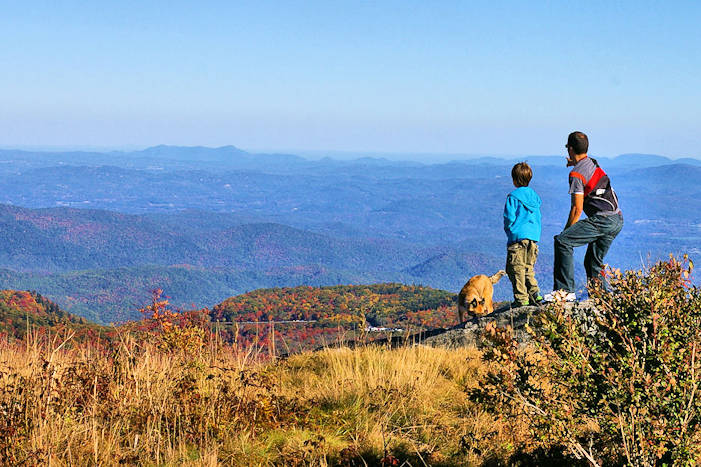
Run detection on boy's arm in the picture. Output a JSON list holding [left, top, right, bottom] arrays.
[[504, 196, 517, 231], [565, 193, 584, 228]]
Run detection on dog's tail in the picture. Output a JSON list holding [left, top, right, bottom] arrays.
[[490, 270, 506, 284]]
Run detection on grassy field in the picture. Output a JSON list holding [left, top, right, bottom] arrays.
[[3, 258, 699, 465], [0, 329, 536, 466]]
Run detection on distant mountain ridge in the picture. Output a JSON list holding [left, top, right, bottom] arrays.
[[137, 144, 248, 159], [1, 145, 699, 175], [0, 203, 432, 273], [135, 144, 307, 165]]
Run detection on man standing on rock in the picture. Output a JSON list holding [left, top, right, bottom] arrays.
[[546, 131, 623, 301]]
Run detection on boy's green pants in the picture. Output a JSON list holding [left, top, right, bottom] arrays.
[[506, 239, 540, 304]]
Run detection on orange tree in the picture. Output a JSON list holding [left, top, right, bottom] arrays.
[[473, 256, 701, 466]]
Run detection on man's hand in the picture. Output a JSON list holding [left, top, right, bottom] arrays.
[[565, 193, 583, 228]]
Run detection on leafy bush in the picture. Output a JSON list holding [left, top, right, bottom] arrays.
[[473, 256, 701, 466], [138, 289, 211, 353]]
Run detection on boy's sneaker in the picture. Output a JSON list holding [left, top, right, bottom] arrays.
[[543, 290, 576, 303], [510, 300, 529, 308]]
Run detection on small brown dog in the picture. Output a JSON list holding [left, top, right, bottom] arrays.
[[457, 270, 506, 322]]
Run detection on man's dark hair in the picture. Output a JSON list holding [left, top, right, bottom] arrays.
[[567, 131, 589, 155], [511, 162, 532, 187]]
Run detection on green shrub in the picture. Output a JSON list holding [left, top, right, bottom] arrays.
[[473, 256, 701, 466]]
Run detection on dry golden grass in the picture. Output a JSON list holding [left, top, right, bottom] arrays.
[[0, 330, 529, 466], [273, 344, 529, 466]]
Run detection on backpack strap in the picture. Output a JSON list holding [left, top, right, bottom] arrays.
[[583, 167, 607, 196]]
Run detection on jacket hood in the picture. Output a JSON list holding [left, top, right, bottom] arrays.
[[509, 187, 542, 211]]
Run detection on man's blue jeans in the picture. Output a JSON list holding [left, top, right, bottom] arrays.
[[553, 213, 623, 293]]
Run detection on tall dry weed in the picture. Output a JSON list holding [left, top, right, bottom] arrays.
[[1, 326, 531, 465]]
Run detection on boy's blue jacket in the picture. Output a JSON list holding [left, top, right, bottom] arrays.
[[504, 187, 542, 245]]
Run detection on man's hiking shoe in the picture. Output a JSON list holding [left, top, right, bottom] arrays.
[[529, 295, 544, 306], [543, 291, 576, 303], [510, 300, 529, 308]]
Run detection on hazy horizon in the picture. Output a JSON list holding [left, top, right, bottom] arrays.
[[2, 1, 700, 161], [2, 143, 700, 165]]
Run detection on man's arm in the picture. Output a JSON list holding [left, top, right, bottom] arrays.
[[565, 193, 584, 228]]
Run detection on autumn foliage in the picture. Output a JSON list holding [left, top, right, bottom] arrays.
[[0, 289, 100, 341], [212, 283, 457, 353], [135, 288, 211, 353], [474, 256, 701, 465]]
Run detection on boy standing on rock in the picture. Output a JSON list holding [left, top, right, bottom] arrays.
[[504, 162, 543, 307]]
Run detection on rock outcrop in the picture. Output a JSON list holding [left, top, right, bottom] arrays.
[[420, 303, 538, 348], [420, 299, 599, 349]]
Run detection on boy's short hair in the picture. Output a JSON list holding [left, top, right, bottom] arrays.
[[567, 131, 589, 155], [511, 162, 532, 187]]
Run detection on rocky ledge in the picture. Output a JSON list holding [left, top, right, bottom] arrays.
[[419, 303, 539, 349], [420, 299, 599, 349]]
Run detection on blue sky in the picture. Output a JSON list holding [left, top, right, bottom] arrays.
[[1, 1, 699, 159]]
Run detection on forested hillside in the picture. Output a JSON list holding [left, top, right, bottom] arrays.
[[0, 204, 500, 322], [0, 290, 102, 340], [0, 203, 428, 272], [211, 284, 457, 352]]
